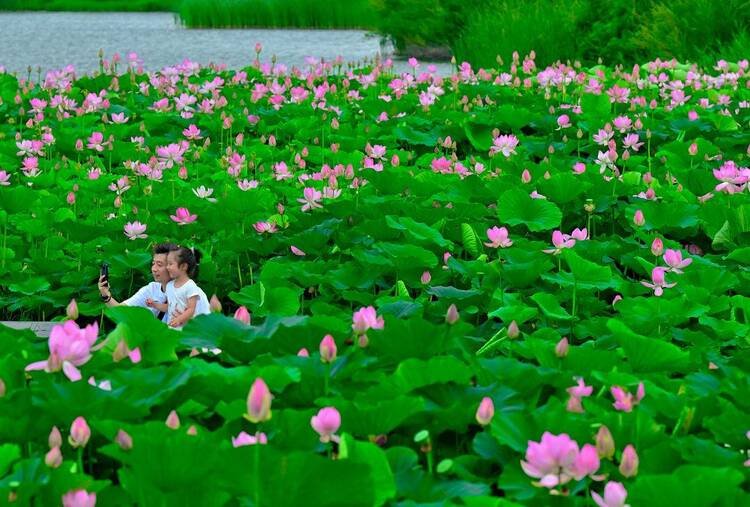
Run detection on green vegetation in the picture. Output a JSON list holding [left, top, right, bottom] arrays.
[[372, 0, 750, 66], [0, 0, 176, 11], [178, 0, 375, 29]]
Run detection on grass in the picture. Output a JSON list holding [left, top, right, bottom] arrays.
[[0, 0, 176, 11], [177, 0, 376, 29]]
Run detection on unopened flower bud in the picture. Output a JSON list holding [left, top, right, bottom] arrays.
[[165, 410, 180, 430], [66, 299, 78, 320], [619, 444, 639, 477], [633, 209, 645, 227], [234, 306, 251, 324], [209, 294, 222, 313], [246, 378, 272, 423], [445, 304, 459, 325], [49, 426, 62, 448], [68, 417, 90, 448], [650, 237, 664, 256], [507, 320, 520, 339], [596, 426, 615, 459], [475, 397, 494, 426], [115, 429, 133, 450], [45, 446, 62, 468], [319, 334, 337, 363], [555, 337, 569, 358]]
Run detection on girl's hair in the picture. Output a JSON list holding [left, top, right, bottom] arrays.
[[172, 246, 202, 279]]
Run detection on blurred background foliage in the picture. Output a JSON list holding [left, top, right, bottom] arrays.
[[1, 0, 749, 66]]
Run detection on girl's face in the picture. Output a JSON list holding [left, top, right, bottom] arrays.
[[166, 251, 187, 279]]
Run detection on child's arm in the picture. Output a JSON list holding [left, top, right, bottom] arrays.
[[146, 298, 168, 312], [169, 296, 197, 327]]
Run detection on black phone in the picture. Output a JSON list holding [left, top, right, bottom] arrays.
[[100, 262, 109, 284]]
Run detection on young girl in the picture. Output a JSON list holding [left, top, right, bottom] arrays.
[[148, 246, 210, 329]]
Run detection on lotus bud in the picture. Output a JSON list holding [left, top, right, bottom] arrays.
[[421, 271, 431, 284], [688, 143, 698, 156], [246, 378, 272, 423], [358, 334, 369, 347], [445, 304, 459, 325], [319, 334, 337, 363], [186, 425, 198, 436], [66, 192, 76, 205], [297, 348, 309, 357], [209, 294, 222, 313], [596, 426, 615, 459], [391, 154, 400, 166], [0, 377, 5, 398], [45, 446, 63, 468], [114, 195, 122, 208], [650, 237, 664, 256], [68, 417, 90, 448], [115, 429, 132, 450], [49, 426, 63, 448], [66, 299, 78, 320], [521, 169, 532, 183], [633, 209, 645, 227], [178, 166, 188, 179], [165, 410, 180, 430], [619, 444, 639, 477], [507, 320, 520, 339], [234, 306, 251, 324], [555, 337, 569, 358], [475, 397, 494, 426]]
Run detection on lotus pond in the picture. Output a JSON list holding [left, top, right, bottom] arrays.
[[0, 52, 749, 506]]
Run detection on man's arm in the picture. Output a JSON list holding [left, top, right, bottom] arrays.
[[99, 275, 123, 307]]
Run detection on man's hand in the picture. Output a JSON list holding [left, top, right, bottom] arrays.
[[98, 275, 111, 298], [145, 298, 154, 307]]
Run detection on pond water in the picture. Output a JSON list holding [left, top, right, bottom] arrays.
[[0, 12, 453, 76]]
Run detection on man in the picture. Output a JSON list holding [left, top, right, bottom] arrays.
[[98, 243, 178, 323]]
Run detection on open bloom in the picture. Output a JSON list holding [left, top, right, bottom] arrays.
[[311, 407, 341, 443], [592, 481, 630, 507], [641, 267, 675, 296], [663, 249, 692, 274], [123, 221, 147, 240], [489, 134, 519, 158], [352, 306, 384, 334], [192, 186, 217, 203], [566, 377, 593, 413], [611, 382, 645, 412], [170, 207, 197, 225], [25, 321, 98, 382], [297, 187, 323, 212], [520, 432, 580, 488], [543, 229, 585, 255], [86, 131, 108, 152], [232, 431, 267, 447], [62, 489, 97, 507], [484, 226, 513, 248], [713, 161, 750, 194]]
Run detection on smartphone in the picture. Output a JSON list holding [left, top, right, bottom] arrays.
[[100, 262, 109, 284]]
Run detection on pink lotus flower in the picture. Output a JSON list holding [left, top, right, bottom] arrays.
[[311, 407, 341, 443], [641, 267, 676, 296], [110, 112, 129, 124], [0, 170, 10, 186], [124, 221, 147, 240], [663, 249, 692, 274], [156, 141, 189, 168], [68, 416, 90, 448], [611, 382, 645, 412], [555, 337, 569, 358], [170, 207, 197, 225], [232, 431, 267, 447], [543, 230, 576, 255], [445, 304, 459, 324], [352, 306, 384, 335], [566, 377, 593, 413], [246, 378, 272, 423], [520, 432, 580, 488], [557, 114, 572, 129], [25, 321, 99, 382], [165, 410, 180, 429], [252, 221, 277, 234], [66, 298, 78, 320], [234, 306, 251, 324], [619, 444, 639, 477], [573, 162, 586, 174], [62, 489, 97, 507], [319, 334, 337, 363], [183, 124, 202, 140], [421, 271, 431, 284], [596, 426, 615, 459], [591, 481, 630, 507], [713, 161, 750, 194], [297, 348, 310, 357], [115, 429, 133, 450], [45, 446, 62, 468], [49, 426, 63, 448], [489, 134, 519, 158], [297, 187, 323, 212], [192, 185, 217, 202], [290, 245, 306, 256], [622, 133, 642, 151], [484, 226, 513, 248], [475, 397, 494, 426], [86, 131, 108, 152], [650, 237, 664, 256]]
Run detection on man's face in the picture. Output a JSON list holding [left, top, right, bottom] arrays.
[[151, 253, 170, 283]]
